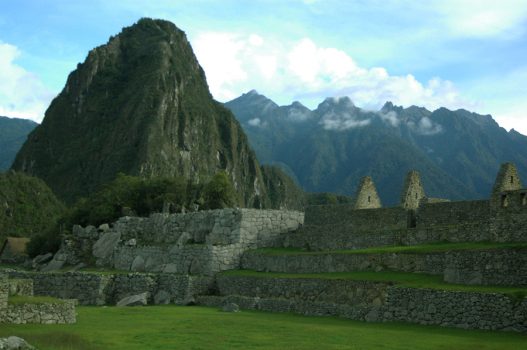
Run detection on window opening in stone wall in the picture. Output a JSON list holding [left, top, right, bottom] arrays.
[[511, 176, 514, 184], [521, 193, 526, 206], [367, 196, 371, 203], [415, 192, 418, 199], [501, 194, 508, 207], [407, 210, 417, 228]]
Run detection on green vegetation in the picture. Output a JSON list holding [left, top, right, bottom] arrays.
[[253, 242, 527, 256], [203, 171, 238, 209], [0, 116, 38, 171], [8, 295, 66, 305], [0, 171, 65, 243], [0, 306, 525, 349], [26, 172, 243, 257], [222, 270, 527, 297], [261, 165, 306, 210]]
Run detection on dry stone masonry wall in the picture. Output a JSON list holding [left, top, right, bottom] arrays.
[[0, 272, 76, 324], [63, 209, 303, 276], [201, 275, 527, 332], [8, 271, 213, 306]]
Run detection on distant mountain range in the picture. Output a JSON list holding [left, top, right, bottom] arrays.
[[0, 116, 37, 171], [225, 90, 527, 205]]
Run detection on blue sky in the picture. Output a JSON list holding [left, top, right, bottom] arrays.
[[1, 0, 526, 133]]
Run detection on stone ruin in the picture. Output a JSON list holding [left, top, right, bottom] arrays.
[[353, 176, 382, 209], [0, 272, 75, 324], [3, 162, 527, 332]]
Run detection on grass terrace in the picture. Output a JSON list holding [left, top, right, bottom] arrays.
[[1, 306, 526, 350], [222, 270, 527, 298], [253, 241, 527, 256]]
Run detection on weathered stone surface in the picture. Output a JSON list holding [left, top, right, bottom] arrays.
[[400, 170, 425, 210], [154, 290, 171, 305], [98, 223, 110, 232], [69, 209, 303, 276], [8, 279, 33, 297], [116, 292, 148, 307], [131, 256, 145, 272], [92, 231, 121, 264], [162, 264, 178, 273], [0, 336, 36, 350], [32, 253, 52, 266], [354, 176, 381, 209], [40, 258, 65, 272]]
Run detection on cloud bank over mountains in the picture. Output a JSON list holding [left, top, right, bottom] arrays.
[[194, 32, 475, 114]]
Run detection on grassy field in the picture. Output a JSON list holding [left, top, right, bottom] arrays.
[[222, 270, 527, 298], [0, 306, 526, 350], [253, 242, 527, 256]]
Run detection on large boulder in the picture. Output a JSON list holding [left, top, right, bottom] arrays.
[[130, 256, 145, 272], [0, 336, 37, 350], [116, 292, 149, 307], [92, 231, 121, 265]]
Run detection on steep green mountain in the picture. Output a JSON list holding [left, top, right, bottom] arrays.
[[0, 171, 65, 242], [0, 116, 38, 171], [11, 19, 302, 209], [226, 91, 527, 205]]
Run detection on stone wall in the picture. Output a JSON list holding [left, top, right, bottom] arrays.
[[202, 275, 527, 333], [416, 200, 491, 228], [216, 275, 389, 305], [241, 251, 445, 275], [2, 300, 76, 324], [304, 205, 406, 230], [284, 198, 527, 251], [8, 271, 213, 306], [0, 273, 7, 310], [65, 209, 303, 276], [8, 279, 33, 297], [491, 201, 527, 242], [444, 249, 527, 286], [242, 249, 527, 287], [383, 287, 527, 332]]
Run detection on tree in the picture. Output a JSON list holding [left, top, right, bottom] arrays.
[[203, 172, 238, 209]]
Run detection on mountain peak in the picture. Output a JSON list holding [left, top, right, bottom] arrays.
[[11, 19, 271, 207], [382, 101, 395, 110]]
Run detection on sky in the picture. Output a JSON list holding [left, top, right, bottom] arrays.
[[0, 0, 526, 134]]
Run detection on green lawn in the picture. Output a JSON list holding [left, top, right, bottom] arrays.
[[222, 270, 527, 298], [253, 242, 527, 256], [0, 306, 526, 350]]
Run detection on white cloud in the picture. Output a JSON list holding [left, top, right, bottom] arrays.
[[193, 31, 475, 113], [320, 111, 371, 131], [436, 0, 527, 38], [247, 118, 262, 127], [379, 111, 400, 127], [0, 41, 54, 122], [408, 116, 443, 135]]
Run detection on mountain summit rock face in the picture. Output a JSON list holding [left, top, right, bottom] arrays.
[[12, 19, 277, 207]]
